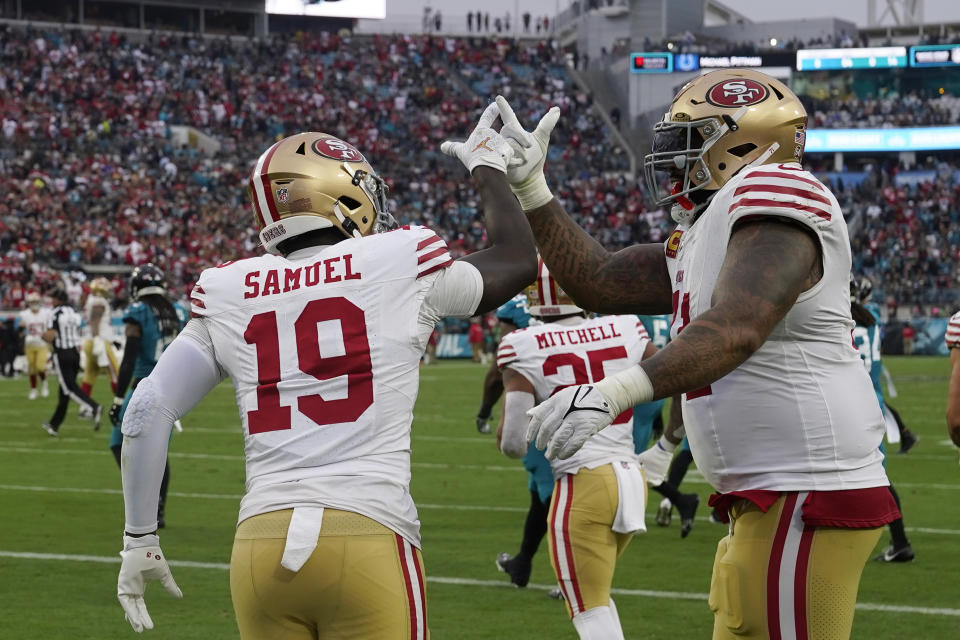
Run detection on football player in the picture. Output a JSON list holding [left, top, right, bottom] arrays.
[[497, 259, 655, 639], [492, 70, 899, 640], [476, 292, 530, 434], [81, 277, 119, 396], [108, 264, 185, 529], [634, 314, 700, 537], [850, 277, 913, 562], [489, 292, 558, 589], [115, 115, 537, 638], [20, 292, 51, 399], [946, 311, 960, 448]]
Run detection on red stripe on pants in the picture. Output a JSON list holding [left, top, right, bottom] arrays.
[[793, 525, 815, 640], [395, 534, 418, 639], [766, 493, 799, 640]]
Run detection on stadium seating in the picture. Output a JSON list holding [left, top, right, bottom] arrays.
[[0, 24, 955, 316]]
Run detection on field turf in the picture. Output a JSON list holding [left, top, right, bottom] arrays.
[[0, 355, 958, 639]]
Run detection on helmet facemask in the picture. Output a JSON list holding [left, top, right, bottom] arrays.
[[643, 108, 747, 225]]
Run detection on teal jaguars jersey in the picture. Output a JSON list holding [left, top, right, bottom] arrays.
[[853, 303, 883, 409], [496, 294, 530, 329], [633, 314, 670, 451], [123, 300, 186, 379], [637, 314, 671, 349]]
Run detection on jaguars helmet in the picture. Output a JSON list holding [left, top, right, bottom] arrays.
[[850, 275, 873, 304], [130, 263, 166, 300], [89, 277, 112, 298], [643, 69, 808, 225], [248, 132, 397, 255], [525, 258, 584, 318]]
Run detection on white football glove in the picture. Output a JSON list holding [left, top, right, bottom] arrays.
[[637, 437, 677, 487], [526, 385, 615, 460], [495, 95, 560, 210], [118, 534, 182, 633], [440, 102, 515, 174]]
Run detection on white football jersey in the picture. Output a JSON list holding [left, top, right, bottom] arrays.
[[498, 315, 650, 478], [20, 307, 51, 347], [665, 161, 887, 493], [946, 312, 960, 349], [189, 226, 482, 547], [84, 294, 111, 339]]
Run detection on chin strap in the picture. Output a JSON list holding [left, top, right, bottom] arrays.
[[745, 141, 782, 169]]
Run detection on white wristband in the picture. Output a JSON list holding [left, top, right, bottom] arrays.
[[511, 173, 554, 211], [594, 365, 654, 418], [656, 435, 678, 453]]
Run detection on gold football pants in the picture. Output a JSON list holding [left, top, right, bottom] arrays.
[[25, 344, 49, 375], [230, 508, 428, 640], [81, 337, 118, 387], [548, 464, 634, 618], [709, 493, 882, 640]]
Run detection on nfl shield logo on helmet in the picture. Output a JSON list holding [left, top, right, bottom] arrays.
[[276, 187, 289, 203]]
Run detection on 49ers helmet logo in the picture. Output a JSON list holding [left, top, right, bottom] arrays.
[[312, 136, 365, 162], [706, 79, 769, 107]]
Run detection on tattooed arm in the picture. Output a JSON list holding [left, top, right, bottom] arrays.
[[638, 218, 819, 399], [525, 198, 673, 314]]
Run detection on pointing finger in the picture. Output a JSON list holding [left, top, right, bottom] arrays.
[[495, 95, 522, 129], [533, 107, 561, 142], [477, 102, 499, 129]]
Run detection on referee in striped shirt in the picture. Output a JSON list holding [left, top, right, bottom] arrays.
[[42, 288, 101, 435]]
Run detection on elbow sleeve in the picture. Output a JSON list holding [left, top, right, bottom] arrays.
[[500, 391, 536, 458]]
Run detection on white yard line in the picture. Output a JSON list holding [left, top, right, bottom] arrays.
[[2, 484, 958, 532], [0, 550, 957, 617]]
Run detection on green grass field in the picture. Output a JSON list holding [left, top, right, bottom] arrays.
[[1, 356, 958, 639]]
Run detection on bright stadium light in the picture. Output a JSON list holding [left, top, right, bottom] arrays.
[[769, 37, 778, 46], [666, 42, 674, 50]]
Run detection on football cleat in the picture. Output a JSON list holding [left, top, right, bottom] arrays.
[[476, 416, 491, 434], [547, 586, 565, 601], [898, 430, 918, 455], [28, 388, 38, 400], [874, 545, 915, 563], [41, 381, 49, 397], [41, 423, 58, 437], [656, 498, 672, 527], [496, 553, 532, 588], [676, 493, 700, 539], [92, 405, 103, 431]]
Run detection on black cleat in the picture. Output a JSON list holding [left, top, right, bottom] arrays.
[[41, 423, 59, 437], [875, 544, 915, 563], [898, 430, 918, 454], [676, 493, 700, 538], [496, 552, 532, 587]]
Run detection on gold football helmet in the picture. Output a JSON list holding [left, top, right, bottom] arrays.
[[248, 132, 397, 254], [89, 277, 112, 298], [525, 258, 584, 317], [643, 69, 807, 224]]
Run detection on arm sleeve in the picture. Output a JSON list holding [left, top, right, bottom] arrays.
[[500, 390, 535, 458], [114, 334, 140, 398], [421, 260, 484, 320], [121, 323, 224, 533], [496, 334, 520, 370], [727, 167, 834, 239], [947, 313, 960, 349]]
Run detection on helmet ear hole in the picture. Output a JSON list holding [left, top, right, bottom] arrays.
[[727, 142, 758, 158], [338, 196, 363, 210]]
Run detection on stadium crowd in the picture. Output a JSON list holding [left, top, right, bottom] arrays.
[[0, 24, 956, 317], [803, 93, 960, 129], [0, 25, 637, 308]]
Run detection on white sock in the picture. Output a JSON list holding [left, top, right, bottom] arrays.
[[608, 598, 625, 638], [572, 606, 624, 640]]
